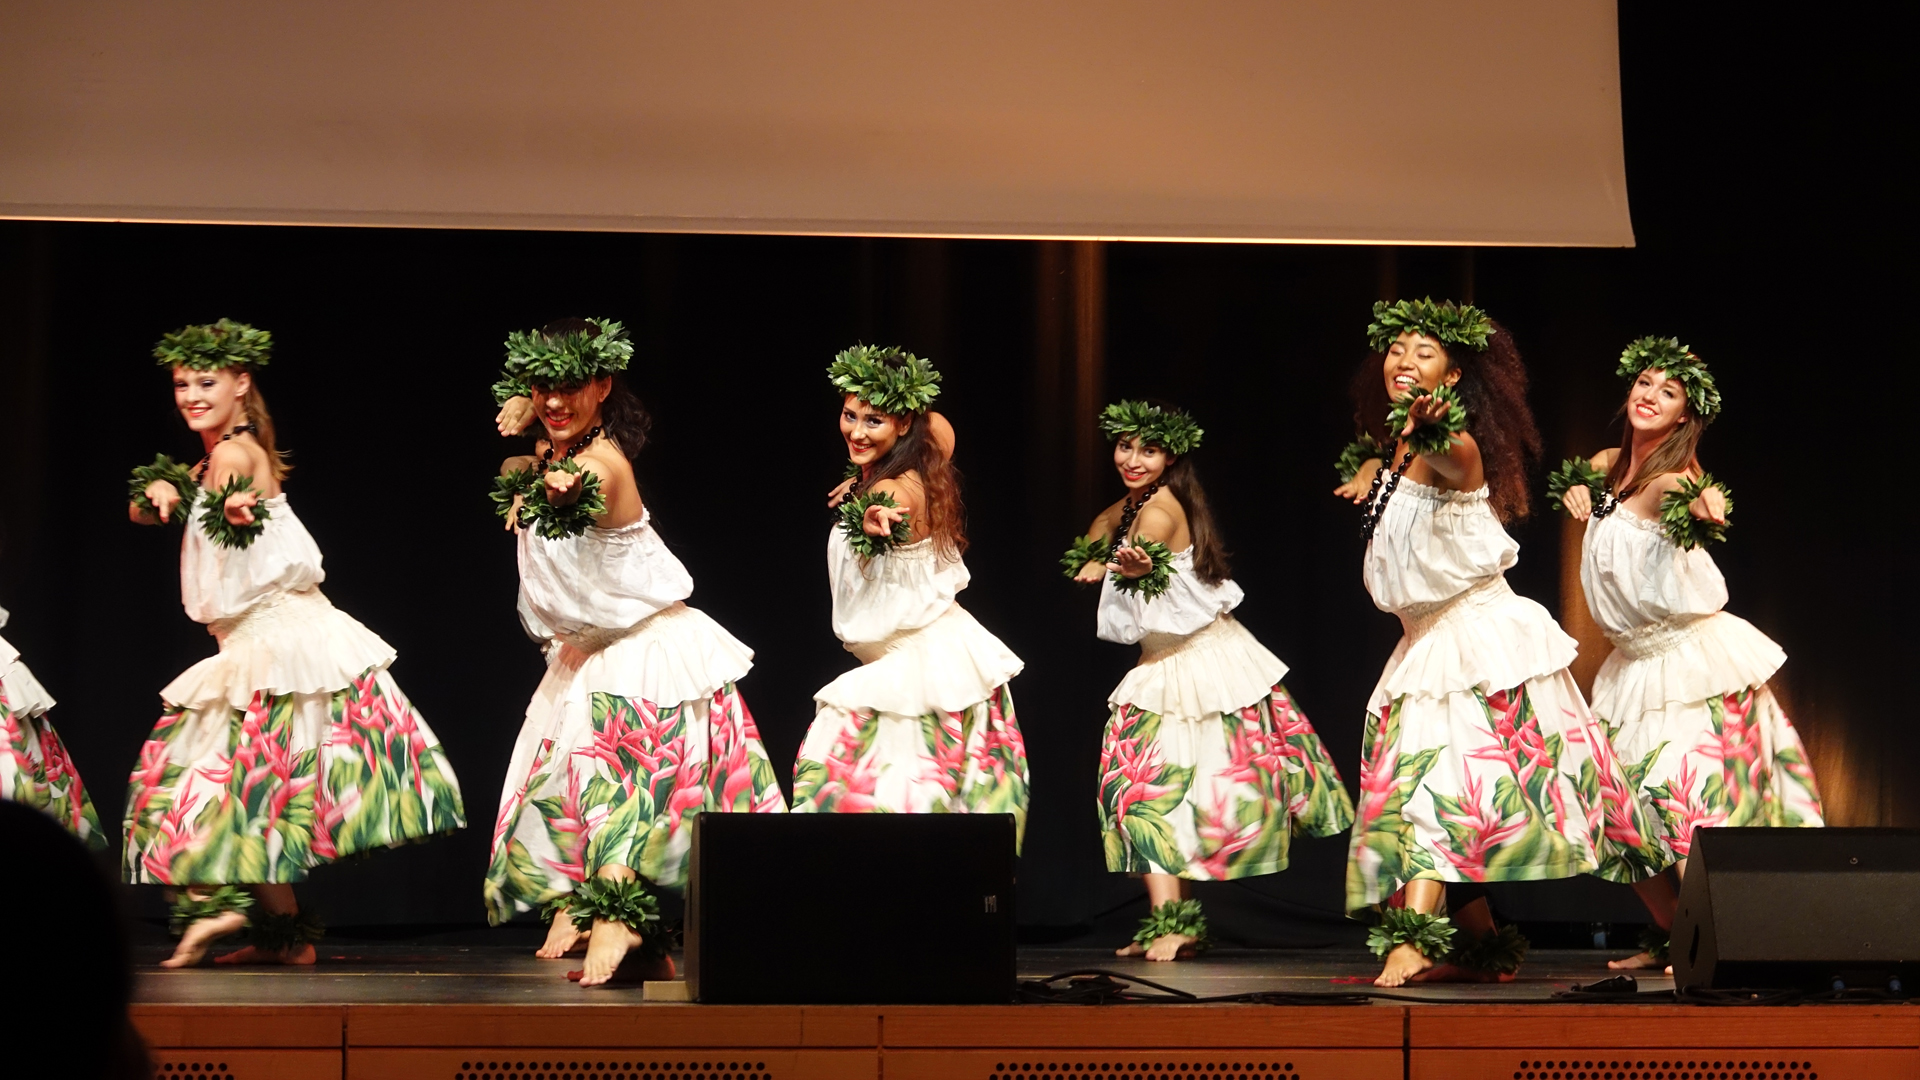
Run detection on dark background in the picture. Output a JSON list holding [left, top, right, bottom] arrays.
[[0, 6, 1905, 943]]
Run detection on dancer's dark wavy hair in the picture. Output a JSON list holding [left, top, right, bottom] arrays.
[[533, 317, 652, 462], [1349, 320, 1542, 522]]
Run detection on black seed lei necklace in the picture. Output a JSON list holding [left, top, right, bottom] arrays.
[[1360, 445, 1416, 542], [540, 426, 603, 472], [1115, 481, 1162, 546]]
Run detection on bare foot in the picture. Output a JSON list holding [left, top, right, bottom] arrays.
[[1143, 933, 1197, 962], [213, 942, 317, 966], [577, 918, 642, 987], [1374, 942, 1434, 987], [1608, 950, 1665, 970], [160, 911, 247, 969], [1410, 962, 1516, 983], [1114, 941, 1146, 958], [536, 912, 589, 959]]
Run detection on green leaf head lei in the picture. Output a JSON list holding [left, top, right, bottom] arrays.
[[1366, 298, 1493, 353], [1616, 336, 1722, 421], [827, 344, 942, 415], [495, 318, 634, 402], [153, 319, 273, 371], [1097, 400, 1204, 456]]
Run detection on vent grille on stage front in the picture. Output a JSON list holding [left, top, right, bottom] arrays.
[[1511, 1059, 1816, 1080], [153, 1061, 236, 1080], [453, 1062, 769, 1080], [987, 1062, 1301, 1080]]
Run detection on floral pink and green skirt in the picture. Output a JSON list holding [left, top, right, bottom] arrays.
[[1604, 684, 1824, 857], [791, 684, 1030, 851], [2, 672, 106, 850], [485, 680, 785, 924], [1345, 672, 1675, 915], [1100, 683, 1352, 880], [123, 666, 466, 885]]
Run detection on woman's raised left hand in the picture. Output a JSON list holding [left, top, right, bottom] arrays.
[[1109, 543, 1154, 579], [863, 500, 909, 537], [223, 487, 259, 527]]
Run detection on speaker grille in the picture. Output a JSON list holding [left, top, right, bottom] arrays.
[[1510, 1059, 1815, 1080], [986, 1062, 1301, 1080], [452, 1061, 770, 1080], [153, 1062, 235, 1080]]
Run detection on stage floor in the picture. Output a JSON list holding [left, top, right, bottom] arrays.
[[129, 946, 1919, 1080], [132, 943, 1661, 1005]]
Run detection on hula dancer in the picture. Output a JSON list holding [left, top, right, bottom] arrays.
[[124, 320, 466, 968], [1066, 401, 1353, 961], [485, 318, 784, 987], [1554, 337, 1822, 970], [1, 605, 105, 848], [1333, 300, 1671, 987], [791, 346, 1030, 839]]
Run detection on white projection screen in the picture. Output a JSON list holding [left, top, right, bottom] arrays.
[[0, 1, 1633, 245]]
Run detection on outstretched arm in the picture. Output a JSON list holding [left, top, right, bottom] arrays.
[[1070, 505, 1121, 583]]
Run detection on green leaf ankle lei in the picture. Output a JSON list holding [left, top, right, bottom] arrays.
[[198, 475, 272, 549], [1638, 925, 1671, 964], [564, 877, 673, 960], [1132, 899, 1210, 951], [1110, 538, 1175, 600], [516, 459, 607, 540], [128, 454, 200, 521], [248, 909, 326, 953], [1334, 433, 1385, 483], [1384, 383, 1469, 459], [1447, 923, 1529, 975], [1545, 456, 1609, 514], [838, 489, 911, 558], [1060, 535, 1111, 581], [1366, 907, 1457, 960], [168, 885, 253, 936], [1659, 473, 1732, 550]]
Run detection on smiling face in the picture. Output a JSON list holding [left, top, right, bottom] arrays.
[[1113, 435, 1171, 491], [840, 394, 912, 466], [173, 365, 250, 434], [532, 377, 612, 444], [1381, 332, 1459, 397], [1626, 368, 1692, 436]]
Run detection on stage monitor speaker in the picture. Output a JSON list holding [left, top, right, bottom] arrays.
[[1671, 827, 1920, 992], [686, 812, 1016, 1004]]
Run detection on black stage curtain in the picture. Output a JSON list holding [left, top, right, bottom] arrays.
[[0, 5, 1902, 941]]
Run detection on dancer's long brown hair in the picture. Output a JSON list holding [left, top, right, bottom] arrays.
[[1349, 321, 1542, 522], [864, 410, 966, 559], [1608, 391, 1705, 498], [236, 376, 292, 481]]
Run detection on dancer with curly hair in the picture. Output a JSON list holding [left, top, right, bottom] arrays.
[[791, 346, 1029, 840], [1334, 300, 1670, 987], [124, 319, 466, 969], [485, 318, 785, 987], [1553, 337, 1822, 970], [1066, 401, 1352, 961]]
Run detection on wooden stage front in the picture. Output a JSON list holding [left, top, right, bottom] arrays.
[[132, 946, 1917, 1079]]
